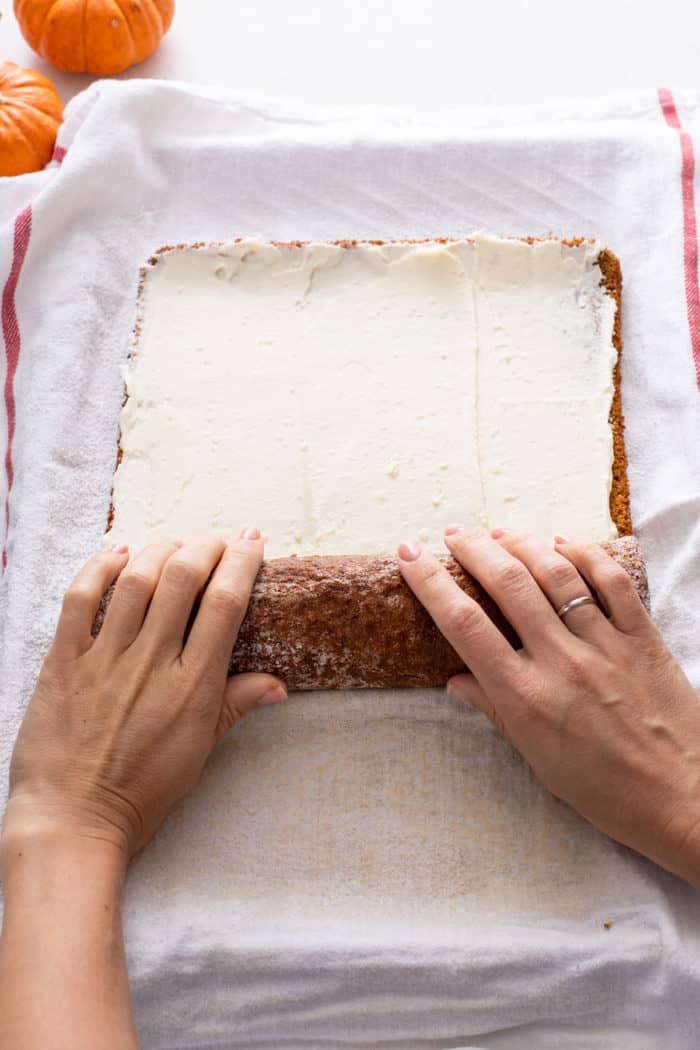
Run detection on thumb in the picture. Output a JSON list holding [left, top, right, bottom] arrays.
[[215, 673, 288, 742], [447, 673, 507, 739]]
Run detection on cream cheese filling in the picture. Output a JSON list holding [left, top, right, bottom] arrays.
[[106, 235, 617, 556]]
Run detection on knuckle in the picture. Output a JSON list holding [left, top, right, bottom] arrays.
[[226, 542, 254, 560], [219, 703, 243, 734], [606, 567, 634, 598], [491, 560, 530, 595], [445, 599, 482, 638], [206, 584, 247, 614], [118, 569, 154, 599], [164, 558, 198, 590], [547, 560, 580, 590], [63, 584, 98, 611], [223, 542, 260, 569]]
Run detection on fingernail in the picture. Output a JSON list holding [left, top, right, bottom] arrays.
[[259, 685, 287, 705], [444, 523, 464, 536], [111, 543, 129, 554], [398, 541, 421, 562], [241, 526, 261, 541], [491, 527, 510, 539], [554, 533, 572, 544], [171, 539, 184, 549]]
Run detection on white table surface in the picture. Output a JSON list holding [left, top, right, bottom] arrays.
[[2, 0, 699, 112]]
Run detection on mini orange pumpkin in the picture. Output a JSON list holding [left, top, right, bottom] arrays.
[[14, 0, 175, 76], [0, 61, 63, 177]]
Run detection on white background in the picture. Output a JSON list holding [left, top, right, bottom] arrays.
[[2, 0, 700, 111]]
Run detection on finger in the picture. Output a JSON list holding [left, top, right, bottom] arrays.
[[446, 670, 508, 731], [397, 540, 522, 692], [555, 538, 651, 635], [139, 535, 228, 655], [54, 545, 130, 658], [493, 530, 611, 646], [444, 527, 561, 655], [184, 529, 264, 674], [98, 540, 183, 653], [215, 673, 287, 742]]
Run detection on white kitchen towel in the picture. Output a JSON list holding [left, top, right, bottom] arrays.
[[1, 80, 700, 1050]]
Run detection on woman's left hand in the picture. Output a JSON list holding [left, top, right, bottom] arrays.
[[3, 530, 286, 861], [0, 530, 286, 1050], [398, 526, 700, 888]]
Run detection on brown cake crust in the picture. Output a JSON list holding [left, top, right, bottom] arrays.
[[93, 537, 647, 690], [598, 248, 631, 536], [226, 536, 646, 689]]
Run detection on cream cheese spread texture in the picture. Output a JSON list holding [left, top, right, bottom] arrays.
[[106, 236, 617, 556]]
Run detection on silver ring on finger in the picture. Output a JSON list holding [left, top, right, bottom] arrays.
[[556, 595, 599, 620]]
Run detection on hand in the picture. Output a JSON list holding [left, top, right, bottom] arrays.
[[2, 530, 287, 861], [398, 527, 700, 887]]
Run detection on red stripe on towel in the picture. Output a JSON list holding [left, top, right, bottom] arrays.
[[1, 206, 32, 571], [658, 88, 700, 389]]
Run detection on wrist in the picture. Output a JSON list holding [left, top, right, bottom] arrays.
[[1, 804, 127, 891], [1, 818, 125, 967]]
